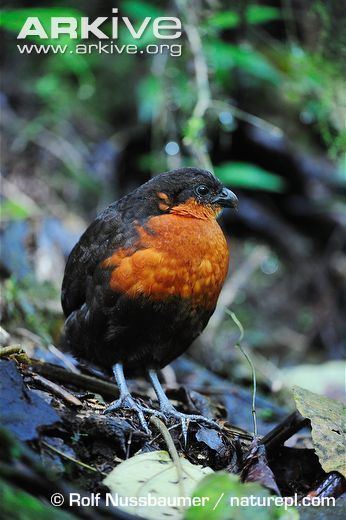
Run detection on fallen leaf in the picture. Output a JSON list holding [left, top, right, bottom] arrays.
[[196, 427, 225, 453], [103, 450, 213, 519], [241, 438, 281, 495], [292, 386, 346, 477], [0, 360, 59, 441]]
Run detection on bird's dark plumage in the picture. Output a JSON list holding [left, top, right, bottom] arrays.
[[61, 167, 237, 374]]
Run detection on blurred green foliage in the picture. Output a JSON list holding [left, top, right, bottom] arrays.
[[208, 5, 281, 29], [1, 200, 32, 221], [1, 0, 344, 205], [186, 473, 298, 519], [0, 5, 344, 514], [1, 8, 83, 37], [0, 479, 75, 520], [215, 163, 286, 192], [3, 277, 61, 345], [205, 40, 281, 85]]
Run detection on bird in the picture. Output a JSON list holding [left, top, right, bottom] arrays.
[[61, 167, 238, 439]]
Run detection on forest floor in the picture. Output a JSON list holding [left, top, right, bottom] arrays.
[[0, 335, 345, 520]]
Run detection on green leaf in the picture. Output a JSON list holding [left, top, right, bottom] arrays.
[[186, 473, 299, 520], [0, 200, 32, 220], [208, 11, 240, 29], [1, 6, 90, 80], [184, 117, 205, 143], [3, 6, 93, 81], [208, 6, 280, 30], [292, 386, 346, 477], [0, 479, 76, 519], [103, 450, 213, 519], [214, 162, 286, 192], [205, 41, 280, 84], [247, 6, 281, 25], [122, 0, 164, 19], [0, 8, 83, 35]]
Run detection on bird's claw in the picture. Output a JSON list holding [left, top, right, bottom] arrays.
[[103, 395, 219, 443], [104, 394, 165, 434], [160, 405, 220, 444]]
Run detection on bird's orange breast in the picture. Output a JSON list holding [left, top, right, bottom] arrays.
[[102, 206, 229, 308]]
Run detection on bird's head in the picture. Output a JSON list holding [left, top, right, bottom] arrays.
[[133, 167, 238, 220]]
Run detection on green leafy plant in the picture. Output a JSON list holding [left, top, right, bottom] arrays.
[[214, 163, 286, 192], [0, 479, 75, 519], [208, 5, 281, 30], [0, 8, 83, 41], [186, 473, 298, 519], [205, 40, 281, 85]]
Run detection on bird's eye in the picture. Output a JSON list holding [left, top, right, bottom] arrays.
[[195, 184, 210, 197]]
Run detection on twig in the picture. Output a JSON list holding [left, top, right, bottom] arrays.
[[149, 416, 185, 498], [211, 100, 283, 136], [31, 373, 83, 407], [41, 440, 107, 476], [175, 2, 284, 170], [24, 358, 119, 399], [260, 411, 309, 452], [136, 423, 181, 452], [175, 0, 213, 170], [183, 17, 210, 121], [226, 310, 258, 438]]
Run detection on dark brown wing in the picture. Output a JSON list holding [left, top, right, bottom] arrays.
[[61, 202, 126, 317]]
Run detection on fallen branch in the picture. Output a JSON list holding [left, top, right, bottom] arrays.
[[23, 358, 119, 399], [260, 411, 309, 452], [31, 373, 83, 407]]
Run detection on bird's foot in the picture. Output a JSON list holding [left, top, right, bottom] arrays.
[[104, 394, 164, 434], [159, 403, 220, 444]]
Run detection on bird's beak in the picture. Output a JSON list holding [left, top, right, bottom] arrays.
[[212, 188, 238, 209]]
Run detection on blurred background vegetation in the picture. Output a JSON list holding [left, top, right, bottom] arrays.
[[1, 0, 345, 400]]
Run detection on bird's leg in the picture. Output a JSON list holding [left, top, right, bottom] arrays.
[[104, 363, 163, 434], [148, 369, 220, 442]]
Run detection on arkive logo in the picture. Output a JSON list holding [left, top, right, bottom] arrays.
[[17, 7, 182, 40]]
